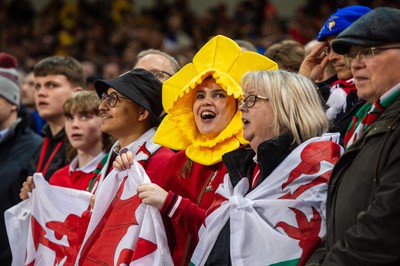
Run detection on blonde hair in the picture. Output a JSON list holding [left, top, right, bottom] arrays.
[[242, 70, 328, 144]]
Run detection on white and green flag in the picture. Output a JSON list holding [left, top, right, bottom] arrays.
[[191, 133, 342, 266]]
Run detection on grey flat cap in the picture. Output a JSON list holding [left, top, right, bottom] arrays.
[[332, 7, 400, 55]]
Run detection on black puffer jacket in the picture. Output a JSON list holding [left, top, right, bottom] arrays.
[[28, 124, 69, 181], [0, 118, 43, 265]]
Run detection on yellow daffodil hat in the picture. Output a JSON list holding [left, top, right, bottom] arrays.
[[154, 35, 278, 165]]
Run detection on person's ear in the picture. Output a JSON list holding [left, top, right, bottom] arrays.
[[138, 107, 150, 122]]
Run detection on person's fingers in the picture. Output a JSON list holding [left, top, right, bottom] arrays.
[[126, 150, 134, 161], [113, 156, 124, 170], [120, 153, 131, 169], [90, 195, 96, 208], [137, 183, 167, 209], [137, 183, 151, 194], [319, 54, 330, 69], [27, 176, 35, 189], [19, 176, 35, 200], [19, 187, 28, 200], [311, 42, 327, 57]]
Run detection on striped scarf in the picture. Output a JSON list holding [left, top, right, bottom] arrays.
[[344, 85, 400, 149]]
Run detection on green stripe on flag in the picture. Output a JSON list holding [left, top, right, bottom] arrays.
[[270, 258, 300, 266], [190, 258, 299, 266]]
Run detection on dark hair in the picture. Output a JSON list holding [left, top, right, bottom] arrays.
[[34, 55, 86, 88], [180, 158, 193, 178]]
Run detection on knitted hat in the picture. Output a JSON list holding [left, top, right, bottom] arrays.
[[332, 7, 400, 54], [317, 5, 371, 42], [0, 52, 20, 108]]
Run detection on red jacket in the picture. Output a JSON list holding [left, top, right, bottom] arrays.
[[152, 151, 227, 266]]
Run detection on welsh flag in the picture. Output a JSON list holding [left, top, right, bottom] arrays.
[[191, 133, 342, 266], [5, 161, 172, 265], [75, 160, 173, 265], [5, 173, 92, 266]]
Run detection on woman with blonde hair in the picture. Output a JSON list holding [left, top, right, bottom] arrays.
[[191, 70, 342, 265]]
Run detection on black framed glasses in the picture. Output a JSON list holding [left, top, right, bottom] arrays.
[[149, 69, 173, 80], [101, 92, 129, 107], [239, 94, 268, 109], [344, 45, 400, 66]]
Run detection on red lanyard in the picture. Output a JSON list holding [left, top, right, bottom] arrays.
[[37, 137, 63, 177], [251, 164, 261, 189]]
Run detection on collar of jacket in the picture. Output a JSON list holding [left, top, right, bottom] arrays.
[[222, 133, 296, 188], [40, 123, 66, 140]]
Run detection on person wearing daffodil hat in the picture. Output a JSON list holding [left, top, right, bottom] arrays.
[[113, 35, 277, 265]]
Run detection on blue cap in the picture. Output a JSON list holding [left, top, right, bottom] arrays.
[[317, 5, 371, 42]]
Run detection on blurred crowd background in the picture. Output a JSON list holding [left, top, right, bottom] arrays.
[[1, 0, 399, 79]]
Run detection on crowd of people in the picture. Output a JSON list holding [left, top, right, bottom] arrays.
[[0, 2, 400, 266], [1, 0, 399, 77]]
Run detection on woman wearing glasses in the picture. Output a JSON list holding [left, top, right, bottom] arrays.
[[113, 35, 277, 265], [88, 68, 175, 192], [191, 70, 342, 265]]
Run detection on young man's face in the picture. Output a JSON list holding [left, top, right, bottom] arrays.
[[35, 74, 80, 124]]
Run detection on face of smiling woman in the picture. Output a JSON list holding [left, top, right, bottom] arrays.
[[192, 77, 237, 138]]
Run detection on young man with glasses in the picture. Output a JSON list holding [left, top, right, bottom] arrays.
[[306, 7, 400, 265]]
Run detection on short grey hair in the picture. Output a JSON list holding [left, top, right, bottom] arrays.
[[134, 49, 180, 74]]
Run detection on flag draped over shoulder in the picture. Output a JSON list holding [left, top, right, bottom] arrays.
[[191, 133, 342, 266], [75, 160, 173, 266], [5, 161, 172, 266], [5, 173, 92, 266]]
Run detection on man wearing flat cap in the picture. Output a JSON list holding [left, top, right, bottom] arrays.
[[307, 7, 400, 265], [88, 68, 174, 192]]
